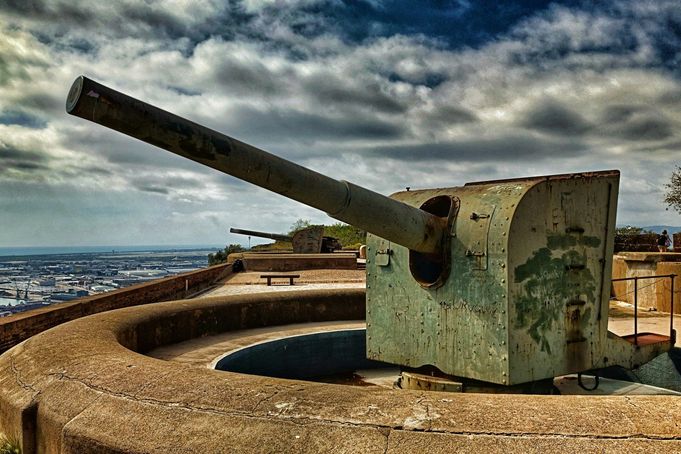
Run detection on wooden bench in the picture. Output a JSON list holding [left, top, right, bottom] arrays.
[[260, 274, 300, 286]]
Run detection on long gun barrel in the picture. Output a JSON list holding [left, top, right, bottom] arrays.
[[229, 228, 291, 242], [66, 76, 446, 254]]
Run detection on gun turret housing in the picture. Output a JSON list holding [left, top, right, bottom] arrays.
[[230, 226, 342, 253]]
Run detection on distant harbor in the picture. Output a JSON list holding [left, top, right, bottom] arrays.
[[0, 246, 222, 316], [0, 297, 25, 307]]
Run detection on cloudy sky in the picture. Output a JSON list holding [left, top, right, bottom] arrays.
[[1, 0, 680, 248]]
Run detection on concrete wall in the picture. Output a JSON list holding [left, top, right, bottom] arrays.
[[1, 288, 680, 453], [0, 263, 232, 353], [239, 253, 358, 271], [614, 233, 659, 253], [612, 253, 681, 313]]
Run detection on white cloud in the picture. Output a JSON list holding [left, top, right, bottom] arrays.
[[2, 0, 681, 246]]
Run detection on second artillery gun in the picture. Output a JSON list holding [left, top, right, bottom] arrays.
[[66, 76, 674, 387], [229, 227, 342, 254]]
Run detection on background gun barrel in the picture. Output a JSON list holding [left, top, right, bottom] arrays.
[[66, 76, 446, 254], [229, 228, 291, 242]]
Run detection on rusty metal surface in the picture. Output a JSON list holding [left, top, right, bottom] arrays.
[[230, 228, 292, 242], [366, 172, 638, 385], [291, 226, 324, 253], [66, 76, 445, 254], [231, 226, 342, 253]]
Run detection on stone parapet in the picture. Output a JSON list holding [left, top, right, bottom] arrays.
[[240, 252, 358, 271], [612, 253, 681, 313]]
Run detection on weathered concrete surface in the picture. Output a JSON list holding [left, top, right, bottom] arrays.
[[238, 252, 358, 271], [0, 263, 232, 353], [608, 299, 678, 340], [148, 320, 365, 367], [221, 269, 365, 285], [1, 288, 681, 453], [612, 253, 681, 313]]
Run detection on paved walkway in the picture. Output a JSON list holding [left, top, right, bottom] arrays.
[[607, 300, 679, 347], [202, 270, 365, 297]]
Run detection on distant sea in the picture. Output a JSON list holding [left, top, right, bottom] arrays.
[[0, 245, 223, 257]]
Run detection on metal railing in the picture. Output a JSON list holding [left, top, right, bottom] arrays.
[[611, 273, 676, 345]]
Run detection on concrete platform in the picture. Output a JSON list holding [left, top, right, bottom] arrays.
[[148, 320, 366, 367], [202, 270, 365, 297], [607, 300, 679, 347], [2, 287, 681, 452]]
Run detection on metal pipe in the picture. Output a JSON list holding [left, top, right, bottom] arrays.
[[671, 274, 675, 342], [66, 76, 446, 254], [230, 228, 291, 242], [634, 277, 638, 345]]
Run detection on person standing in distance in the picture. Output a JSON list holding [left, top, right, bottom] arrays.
[[657, 229, 671, 252]]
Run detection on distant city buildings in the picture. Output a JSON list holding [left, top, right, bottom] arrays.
[[0, 249, 214, 316]]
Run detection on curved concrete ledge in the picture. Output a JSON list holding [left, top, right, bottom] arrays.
[[1, 288, 680, 453]]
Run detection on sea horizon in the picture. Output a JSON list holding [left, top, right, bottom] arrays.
[[0, 244, 224, 258]]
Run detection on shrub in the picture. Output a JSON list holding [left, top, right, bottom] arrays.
[[0, 433, 20, 454]]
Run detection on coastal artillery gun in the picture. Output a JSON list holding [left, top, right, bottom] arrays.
[[66, 76, 673, 386], [229, 227, 342, 253]]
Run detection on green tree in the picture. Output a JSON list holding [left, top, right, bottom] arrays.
[[664, 166, 681, 214], [208, 244, 245, 265], [615, 226, 651, 236], [323, 222, 366, 249], [288, 219, 313, 235]]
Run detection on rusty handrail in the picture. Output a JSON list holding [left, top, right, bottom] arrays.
[[611, 273, 676, 345]]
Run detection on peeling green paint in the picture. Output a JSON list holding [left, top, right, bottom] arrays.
[[546, 234, 601, 250], [514, 246, 596, 353]]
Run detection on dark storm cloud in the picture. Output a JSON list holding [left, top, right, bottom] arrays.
[[229, 106, 404, 142], [423, 105, 478, 125], [657, 88, 681, 105], [599, 105, 674, 141], [0, 0, 250, 42], [601, 105, 643, 124], [0, 144, 50, 176], [211, 57, 286, 95], [9, 161, 48, 171], [146, 175, 202, 190], [16, 91, 66, 111], [82, 166, 114, 176], [517, 99, 591, 136], [134, 184, 169, 195], [59, 128, 204, 171], [303, 73, 407, 114], [609, 115, 673, 142], [0, 145, 47, 163], [364, 134, 588, 162]]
